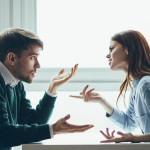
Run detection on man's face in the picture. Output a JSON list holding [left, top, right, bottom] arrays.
[[13, 46, 40, 83]]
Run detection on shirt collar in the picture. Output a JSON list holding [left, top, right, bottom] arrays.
[[0, 61, 19, 87]]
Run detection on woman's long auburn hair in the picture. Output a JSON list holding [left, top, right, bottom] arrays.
[[111, 30, 150, 105]]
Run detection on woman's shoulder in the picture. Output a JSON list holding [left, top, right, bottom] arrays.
[[137, 75, 150, 90]]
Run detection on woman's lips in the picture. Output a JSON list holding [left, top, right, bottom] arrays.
[[108, 59, 112, 65]]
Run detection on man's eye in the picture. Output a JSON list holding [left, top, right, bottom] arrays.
[[31, 56, 35, 59]]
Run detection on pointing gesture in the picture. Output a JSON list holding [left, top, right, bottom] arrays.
[[70, 85, 103, 103]]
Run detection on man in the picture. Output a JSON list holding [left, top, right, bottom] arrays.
[[0, 28, 93, 150]]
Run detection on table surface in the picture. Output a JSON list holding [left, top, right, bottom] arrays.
[[23, 92, 149, 150], [22, 142, 150, 150], [22, 133, 150, 150]]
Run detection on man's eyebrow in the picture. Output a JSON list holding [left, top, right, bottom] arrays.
[[28, 52, 39, 56]]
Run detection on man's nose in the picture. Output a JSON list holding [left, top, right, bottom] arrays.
[[36, 60, 40, 68]]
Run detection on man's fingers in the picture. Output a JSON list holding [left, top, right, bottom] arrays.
[[67, 123, 94, 129], [63, 114, 70, 120], [57, 64, 78, 79], [57, 73, 70, 80], [65, 124, 94, 133], [73, 125, 94, 132], [58, 69, 65, 75], [70, 64, 78, 77], [72, 64, 78, 76], [57, 72, 72, 83], [58, 114, 70, 123], [58, 65, 77, 81], [63, 64, 78, 81], [70, 67, 74, 77]]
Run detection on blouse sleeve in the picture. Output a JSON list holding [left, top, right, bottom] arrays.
[[106, 90, 138, 132]]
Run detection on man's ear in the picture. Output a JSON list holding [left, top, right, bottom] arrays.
[[6, 52, 17, 65]]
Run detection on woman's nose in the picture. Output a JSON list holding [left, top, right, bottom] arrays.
[[106, 53, 110, 58]]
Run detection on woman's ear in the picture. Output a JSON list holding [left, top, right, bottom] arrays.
[[6, 52, 17, 65], [125, 49, 128, 55]]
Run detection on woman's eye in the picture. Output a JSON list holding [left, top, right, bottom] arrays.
[[109, 47, 114, 52]]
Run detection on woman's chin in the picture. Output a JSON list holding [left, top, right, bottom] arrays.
[[110, 65, 118, 71], [109, 65, 114, 70]]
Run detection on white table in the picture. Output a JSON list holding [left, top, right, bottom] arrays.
[[22, 143, 150, 150], [22, 133, 150, 150], [23, 91, 150, 150]]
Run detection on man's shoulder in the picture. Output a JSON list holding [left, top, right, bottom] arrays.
[[0, 73, 5, 87], [0, 73, 24, 91], [0, 74, 6, 97], [17, 81, 24, 88]]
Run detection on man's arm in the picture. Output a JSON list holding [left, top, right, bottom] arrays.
[[18, 84, 57, 125], [18, 64, 78, 125], [0, 85, 51, 148]]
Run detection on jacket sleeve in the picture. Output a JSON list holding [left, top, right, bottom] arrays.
[[18, 82, 57, 124], [0, 84, 51, 148]]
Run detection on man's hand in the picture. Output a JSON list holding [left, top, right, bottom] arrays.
[[100, 128, 135, 143], [52, 114, 94, 135], [48, 64, 78, 95]]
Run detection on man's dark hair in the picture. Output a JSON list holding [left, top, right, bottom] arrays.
[[0, 28, 43, 62]]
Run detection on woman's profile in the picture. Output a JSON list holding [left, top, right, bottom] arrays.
[[71, 30, 150, 143]]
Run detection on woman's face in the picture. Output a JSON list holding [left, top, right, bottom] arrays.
[[106, 40, 129, 72]]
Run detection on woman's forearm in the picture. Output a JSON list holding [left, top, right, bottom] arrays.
[[98, 98, 114, 115], [134, 134, 150, 142]]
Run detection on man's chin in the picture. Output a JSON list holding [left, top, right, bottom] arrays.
[[26, 81, 33, 84], [27, 79, 33, 83], [15, 74, 34, 83], [22, 78, 33, 83]]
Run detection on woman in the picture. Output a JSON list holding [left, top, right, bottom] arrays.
[[71, 30, 150, 142]]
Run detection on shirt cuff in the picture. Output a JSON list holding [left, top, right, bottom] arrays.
[[106, 108, 121, 122], [46, 91, 57, 97], [49, 125, 54, 138]]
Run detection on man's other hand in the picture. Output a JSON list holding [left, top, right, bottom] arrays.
[[52, 114, 94, 135]]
